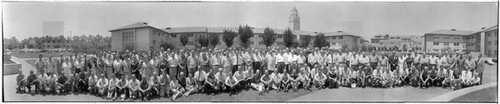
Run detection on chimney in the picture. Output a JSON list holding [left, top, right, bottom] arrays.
[[450, 29, 456, 31]]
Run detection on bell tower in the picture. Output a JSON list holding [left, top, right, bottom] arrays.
[[289, 6, 300, 30]]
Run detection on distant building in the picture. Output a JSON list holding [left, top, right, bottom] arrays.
[[370, 34, 424, 52], [289, 6, 300, 31], [323, 31, 362, 50], [423, 25, 498, 57], [109, 22, 168, 51]]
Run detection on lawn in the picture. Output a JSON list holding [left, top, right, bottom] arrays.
[[11, 52, 76, 59]]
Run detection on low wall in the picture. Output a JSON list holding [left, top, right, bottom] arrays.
[[3, 60, 21, 75], [429, 83, 497, 102]]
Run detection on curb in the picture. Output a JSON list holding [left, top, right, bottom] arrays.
[[429, 83, 497, 102]]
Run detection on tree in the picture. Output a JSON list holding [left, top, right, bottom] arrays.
[[341, 44, 349, 52], [197, 34, 210, 48], [180, 34, 189, 47], [160, 42, 176, 50], [299, 35, 312, 48], [262, 27, 277, 48], [283, 28, 296, 48], [222, 29, 237, 48], [314, 33, 329, 48], [209, 34, 220, 48], [238, 25, 254, 48]]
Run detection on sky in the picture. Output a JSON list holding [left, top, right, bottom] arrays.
[[3, 2, 498, 40]]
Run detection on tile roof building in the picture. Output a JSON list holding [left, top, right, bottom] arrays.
[[109, 7, 363, 51], [423, 25, 498, 57]]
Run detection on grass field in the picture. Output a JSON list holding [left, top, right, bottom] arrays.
[[11, 52, 76, 59]]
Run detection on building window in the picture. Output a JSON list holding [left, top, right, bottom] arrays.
[[454, 49, 459, 52], [433, 42, 439, 45], [453, 43, 459, 46], [444, 37, 449, 39], [488, 41, 492, 45], [434, 37, 439, 39], [339, 36, 343, 39], [444, 42, 449, 46], [433, 49, 439, 52], [390, 37, 394, 39], [332, 36, 336, 39], [277, 35, 283, 38], [396, 37, 400, 39], [153, 40, 156, 46], [171, 34, 177, 38]]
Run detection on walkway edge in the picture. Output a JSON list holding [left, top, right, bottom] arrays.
[[429, 83, 497, 102]]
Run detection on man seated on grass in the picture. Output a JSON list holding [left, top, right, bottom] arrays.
[[470, 72, 481, 86], [55, 71, 69, 94], [204, 68, 218, 95], [290, 69, 301, 92], [107, 74, 119, 100], [27, 70, 38, 93], [371, 68, 382, 88], [117, 75, 129, 101], [225, 72, 239, 95], [281, 69, 291, 92], [184, 73, 197, 96], [128, 75, 140, 100], [215, 68, 226, 92], [460, 69, 473, 88], [194, 66, 206, 93], [270, 69, 280, 91], [138, 75, 151, 101], [149, 72, 160, 98], [88, 72, 98, 95], [17, 69, 26, 93], [158, 70, 171, 98], [260, 70, 272, 93], [97, 74, 108, 97], [299, 67, 312, 91], [420, 66, 431, 88], [313, 67, 327, 89]]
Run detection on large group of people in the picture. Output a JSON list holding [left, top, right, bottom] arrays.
[[15, 47, 493, 101]]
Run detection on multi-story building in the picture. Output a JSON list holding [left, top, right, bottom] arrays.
[[110, 22, 168, 51], [41, 36, 71, 49], [423, 29, 474, 53], [370, 34, 424, 51], [324, 31, 362, 50], [423, 25, 498, 57], [110, 7, 363, 51]]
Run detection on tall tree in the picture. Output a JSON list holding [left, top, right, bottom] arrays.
[[180, 34, 189, 47], [197, 34, 210, 48], [222, 29, 237, 48], [238, 25, 254, 48], [314, 33, 329, 48], [209, 34, 220, 48], [299, 35, 312, 48], [262, 27, 277, 48], [283, 28, 296, 48]]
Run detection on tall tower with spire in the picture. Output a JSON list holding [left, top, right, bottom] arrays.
[[289, 6, 300, 30]]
